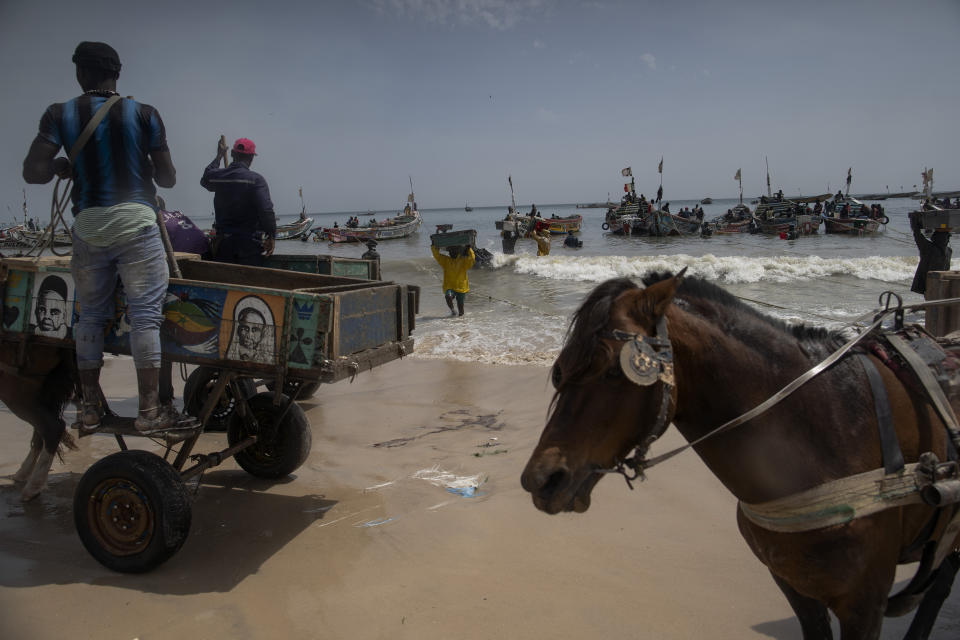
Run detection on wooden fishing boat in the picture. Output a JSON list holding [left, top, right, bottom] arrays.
[[464, 203, 473, 212], [321, 198, 422, 242], [546, 214, 583, 234], [325, 227, 378, 244], [754, 199, 820, 235], [646, 210, 702, 237], [700, 197, 713, 204], [709, 203, 756, 234], [603, 202, 650, 235], [823, 196, 887, 235], [275, 216, 314, 240], [12, 227, 72, 247]]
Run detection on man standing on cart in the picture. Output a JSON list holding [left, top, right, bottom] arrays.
[[22, 41, 179, 432], [201, 136, 276, 266]]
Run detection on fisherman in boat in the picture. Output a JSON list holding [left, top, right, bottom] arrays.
[[910, 211, 952, 295], [431, 244, 475, 317], [775, 189, 784, 202], [404, 203, 412, 216], [201, 136, 276, 266], [22, 41, 180, 432]]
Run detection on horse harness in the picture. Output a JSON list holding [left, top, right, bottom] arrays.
[[599, 315, 675, 488], [594, 293, 960, 613]]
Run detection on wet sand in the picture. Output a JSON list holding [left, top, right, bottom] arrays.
[[1, 357, 957, 639]]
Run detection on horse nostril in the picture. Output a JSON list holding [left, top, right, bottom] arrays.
[[540, 469, 568, 499]]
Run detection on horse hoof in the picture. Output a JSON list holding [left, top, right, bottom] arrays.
[[20, 483, 44, 502]]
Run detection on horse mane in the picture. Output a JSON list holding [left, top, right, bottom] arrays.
[[641, 271, 845, 354], [554, 277, 639, 389]]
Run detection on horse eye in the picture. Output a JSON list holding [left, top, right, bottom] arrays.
[[551, 365, 563, 389]]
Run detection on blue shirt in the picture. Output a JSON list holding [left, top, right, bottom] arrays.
[[201, 159, 276, 237], [37, 95, 168, 214]]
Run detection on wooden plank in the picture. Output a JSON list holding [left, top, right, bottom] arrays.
[[926, 271, 960, 336]]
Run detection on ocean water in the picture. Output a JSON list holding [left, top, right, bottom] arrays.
[[188, 196, 927, 366]]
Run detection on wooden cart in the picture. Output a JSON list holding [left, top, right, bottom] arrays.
[[0, 254, 418, 572]]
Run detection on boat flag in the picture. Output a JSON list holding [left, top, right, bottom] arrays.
[[407, 193, 415, 203], [734, 168, 741, 181], [658, 157, 663, 174], [624, 183, 631, 193], [621, 167, 632, 177]]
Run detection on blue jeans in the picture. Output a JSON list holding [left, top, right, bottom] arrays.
[[72, 225, 169, 370]]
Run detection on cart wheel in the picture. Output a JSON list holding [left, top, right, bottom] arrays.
[[183, 366, 257, 432], [267, 377, 322, 399], [73, 450, 191, 573], [227, 392, 312, 478]]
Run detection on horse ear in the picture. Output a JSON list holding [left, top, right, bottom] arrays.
[[642, 269, 685, 318]]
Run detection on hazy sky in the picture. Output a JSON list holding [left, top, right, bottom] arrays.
[[2, 0, 958, 219]]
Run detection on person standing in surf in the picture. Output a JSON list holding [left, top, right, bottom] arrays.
[[431, 245, 475, 317]]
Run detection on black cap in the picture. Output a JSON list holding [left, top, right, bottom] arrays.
[[72, 42, 121, 73]]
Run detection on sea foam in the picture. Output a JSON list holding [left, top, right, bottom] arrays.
[[508, 254, 918, 284]]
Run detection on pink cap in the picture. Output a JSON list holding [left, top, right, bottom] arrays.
[[232, 138, 257, 156]]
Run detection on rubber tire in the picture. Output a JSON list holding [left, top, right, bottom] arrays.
[[266, 377, 322, 399], [601, 222, 609, 230], [183, 366, 257, 432], [227, 392, 312, 478], [881, 215, 890, 225], [74, 450, 191, 574]]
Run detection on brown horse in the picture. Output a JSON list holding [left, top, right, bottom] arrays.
[[1, 341, 78, 501], [521, 272, 960, 640]]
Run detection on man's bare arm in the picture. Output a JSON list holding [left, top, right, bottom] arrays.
[[150, 149, 176, 188], [23, 137, 68, 184]]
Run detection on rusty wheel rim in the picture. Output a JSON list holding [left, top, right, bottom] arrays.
[[86, 478, 155, 556]]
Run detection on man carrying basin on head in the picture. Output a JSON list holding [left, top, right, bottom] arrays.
[[22, 41, 180, 432], [201, 136, 276, 266], [910, 211, 952, 295], [431, 244, 475, 317]]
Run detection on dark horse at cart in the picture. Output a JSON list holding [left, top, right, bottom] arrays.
[[522, 271, 960, 639], [1, 253, 418, 573]]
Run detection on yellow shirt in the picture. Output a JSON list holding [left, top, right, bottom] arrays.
[[534, 231, 551, 256], [431, 246, 475, 293]]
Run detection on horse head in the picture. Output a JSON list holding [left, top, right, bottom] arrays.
[[521, 270, 685, 514]]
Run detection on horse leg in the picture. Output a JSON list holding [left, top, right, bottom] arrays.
[[770, 572, 834, 640], [14, 406, 67, 502], [11, 430, 43, 483], [903, 551, 960, 640], [831, 586, 887, 640]]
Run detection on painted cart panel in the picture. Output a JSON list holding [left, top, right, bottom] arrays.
[[0, 256, 417, 383]]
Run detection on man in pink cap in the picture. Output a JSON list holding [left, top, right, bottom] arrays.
[[201, 136, 276, 265]]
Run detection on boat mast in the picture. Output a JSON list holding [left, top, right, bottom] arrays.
[[408, 175, 417, 211], [845, 167, 852, 197], [508, 175, 516, 210], [298, 186, 306, 215], [765, 156, 771, 198]]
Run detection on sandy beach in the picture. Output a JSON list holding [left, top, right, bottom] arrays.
[[1, 356, 958, 639]]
